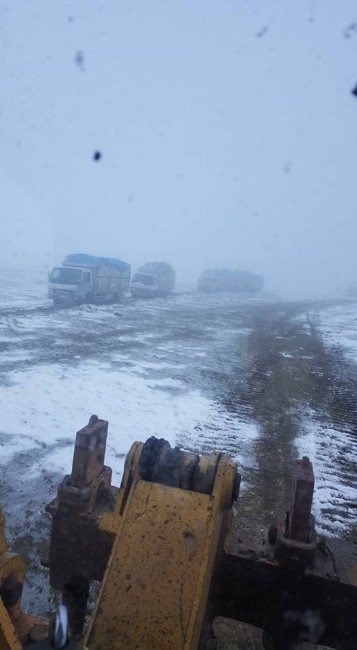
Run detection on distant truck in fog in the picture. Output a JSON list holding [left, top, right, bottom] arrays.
[[130, 262, 175, 298], [48, 254, 131, 306], [197, 268, 263, 293]]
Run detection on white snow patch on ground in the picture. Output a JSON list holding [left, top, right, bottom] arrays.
[[0, 350, 33, 362], [140, 361, 186, 370], [0, 434, 42, 464], [110, 353, 130, 362], [314, 303, 357, 364], [0, 362, 259, 486], [297, 413, 356, 536], [0, 269, 50, 310], [145, 377, 184, 389]]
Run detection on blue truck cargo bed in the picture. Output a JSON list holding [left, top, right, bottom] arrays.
[[63, 254, 130, 272]]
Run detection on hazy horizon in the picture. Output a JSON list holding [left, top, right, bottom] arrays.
[[1, 1, 357, 295]]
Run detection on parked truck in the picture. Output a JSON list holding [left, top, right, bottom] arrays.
[[130, 262, 175, 298], [48, 254, 131, 306], [197, 268, 263, 293]]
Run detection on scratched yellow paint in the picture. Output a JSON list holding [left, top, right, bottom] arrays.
[[86, 480, 220, 649]]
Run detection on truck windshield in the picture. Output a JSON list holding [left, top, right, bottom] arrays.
[[50, 267, 83, 285], [132, 273, 156, 286]]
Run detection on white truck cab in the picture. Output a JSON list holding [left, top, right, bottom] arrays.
[[130, 262, 175, 298], [48, 254, 130, 306], [48, 266, 92, 305]]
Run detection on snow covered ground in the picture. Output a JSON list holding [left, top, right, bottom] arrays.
[[0, 360, 259, 486], [295, 302, 357, 536], [0, 272, 356, 567], [0, 269, 50, 311], [297, 413, 356, 536], [312, 301, 357, 364], [0, 273, 261, 492]]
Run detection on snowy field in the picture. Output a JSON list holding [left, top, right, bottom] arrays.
[[0, 270, 261, 488], [0, 270, 356, 555], [312, 301, 357, 364], [0, 361, 259, 486], [299, 302, 357, 536], [0, 268, 50, 311], [297, 413, 356, 536]]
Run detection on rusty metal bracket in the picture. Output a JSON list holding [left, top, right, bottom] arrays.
[[273, 457, 317, 569], [45, 416, 118, 636], [212, 455, 357, 649]]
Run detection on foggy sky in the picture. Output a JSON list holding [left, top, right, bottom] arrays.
[[1, 1, 357, 294]]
